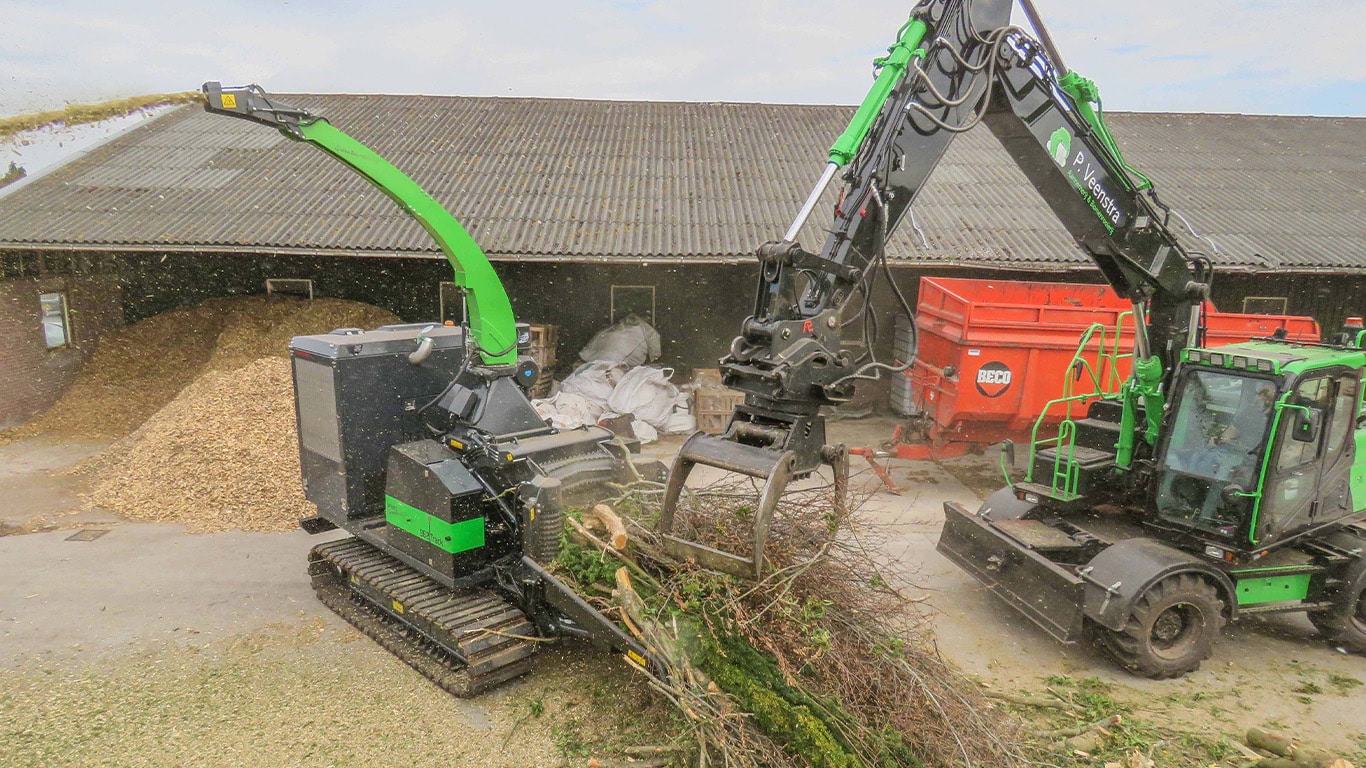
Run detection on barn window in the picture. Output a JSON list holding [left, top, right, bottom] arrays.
[[610, 285, 656, 326], [40, 292, 71, 348], [265, 278, 314, 299], [1242, 296, 1287, 315]]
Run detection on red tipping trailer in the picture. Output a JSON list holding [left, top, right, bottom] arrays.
[[858, 277, 1319, 488]]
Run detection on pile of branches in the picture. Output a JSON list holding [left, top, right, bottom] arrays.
[[557, 472, 1026, 768]]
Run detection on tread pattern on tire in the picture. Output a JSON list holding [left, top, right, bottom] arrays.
[[1307, 556, 1366, 652], [1099, 572, 1225, 680]]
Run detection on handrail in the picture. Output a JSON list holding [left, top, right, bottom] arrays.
[[1023, 312, 1136, 499]]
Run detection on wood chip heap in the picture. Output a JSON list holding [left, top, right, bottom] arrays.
[[21, 294, 401, 533], [5, 295, 398, 443], [81, 357, 308, 533]]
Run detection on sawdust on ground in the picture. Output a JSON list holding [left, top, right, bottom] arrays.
[[0, 620, 673, 768]]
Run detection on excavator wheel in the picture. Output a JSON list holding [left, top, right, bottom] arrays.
[[1307, 555, 1366, 653], [1097, 573, 1226, 679]]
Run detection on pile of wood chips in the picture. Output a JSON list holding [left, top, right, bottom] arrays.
[[4, 302, 230, 443], [80, 357, 310, 533], [21, 294, 401, 533], [5, 295, 398, 443]]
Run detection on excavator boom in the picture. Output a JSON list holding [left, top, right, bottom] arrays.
[[658, 0, 1211, 579]]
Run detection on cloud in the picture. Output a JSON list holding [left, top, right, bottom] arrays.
[[0, 0, 1361, 116]]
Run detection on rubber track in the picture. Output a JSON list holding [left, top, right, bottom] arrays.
[[310, 537, 538, 697]]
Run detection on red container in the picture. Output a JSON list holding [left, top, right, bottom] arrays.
[[905, 277, 1319, 446]]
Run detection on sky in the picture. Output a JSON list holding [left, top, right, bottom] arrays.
[[1, 0, 1363, 118]]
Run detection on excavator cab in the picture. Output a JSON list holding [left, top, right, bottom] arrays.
[[1154, 368, 1281, 539], [1152, 345, 1365, 551]]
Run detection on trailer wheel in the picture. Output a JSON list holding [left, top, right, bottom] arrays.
[[1099, 573, 1224, 679], [1307, 556, 1366, 653]]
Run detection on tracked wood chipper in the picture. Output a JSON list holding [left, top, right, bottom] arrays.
[[202, 83, 664, 694], [658, 0, 1366, 678]]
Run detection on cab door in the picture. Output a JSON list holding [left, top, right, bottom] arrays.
[[1256, 371, 1359, 543], [1313, 372, 1360, 525]]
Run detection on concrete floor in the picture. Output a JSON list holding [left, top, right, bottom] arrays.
[[2, 421, 1364, 757], [0, 438, 117, 531]]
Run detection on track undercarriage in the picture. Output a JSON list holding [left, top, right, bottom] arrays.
[[310, 537, 540, 696]]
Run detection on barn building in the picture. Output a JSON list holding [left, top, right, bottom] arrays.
[[0, 95, 1363, 427]]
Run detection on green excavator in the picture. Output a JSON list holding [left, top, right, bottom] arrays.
[[655, 0, 1366, 678]]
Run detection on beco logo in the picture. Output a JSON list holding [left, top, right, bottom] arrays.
[[1048, 127, 1072, 167], [975, 362, 1013, 398]]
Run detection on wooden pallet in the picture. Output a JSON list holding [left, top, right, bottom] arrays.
[[526, 322, 558, 399], [693, 387, 746, 434]]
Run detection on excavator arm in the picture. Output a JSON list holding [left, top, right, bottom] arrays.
[[659, 0, 1212, 578]]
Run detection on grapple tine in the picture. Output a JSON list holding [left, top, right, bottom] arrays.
[[657, 429, 845, 580]]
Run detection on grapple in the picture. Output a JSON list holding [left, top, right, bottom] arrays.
[[656, 408, 848, 580]]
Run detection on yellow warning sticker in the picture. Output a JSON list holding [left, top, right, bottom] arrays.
[[625, 649, 646, 668], [391, 599, 405, 614], [220, 93, 237, 109]]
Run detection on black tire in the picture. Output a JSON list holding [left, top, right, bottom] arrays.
[[1098, 573, 1226, 679], [1307, 556, 1366, 652]]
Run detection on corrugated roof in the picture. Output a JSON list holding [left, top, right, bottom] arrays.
[[0, 94, 1362, 272]]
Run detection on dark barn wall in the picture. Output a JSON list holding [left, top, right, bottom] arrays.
[[1212, 273, 1366, 336], [495, 263, 758, 378], [0, 273, 122, 428], [118, 253, 761, 378], [111, 250, 1366, 414], [119, 253, 450, 323]]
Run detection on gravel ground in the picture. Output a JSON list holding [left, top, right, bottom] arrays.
[[0, 620, 673, 768]]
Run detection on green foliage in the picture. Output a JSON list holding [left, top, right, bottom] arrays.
[[1034, 676, 1240, 767], [1329, 673, 1363, 694], [554, 531, 618, 588], [1042, 675, 1122, 718], [690, 618, 922, 768], [0, 162, 24, 189], [1292, 681, 1324, 696], [551, 715, 590, 758], [658, 569, 927, 767], [697, 629, 858, 768]]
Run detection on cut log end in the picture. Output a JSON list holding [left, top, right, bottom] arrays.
[[590, 503, 628, 550]]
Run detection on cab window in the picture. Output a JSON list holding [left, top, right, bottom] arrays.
[[1277, 377, 1329, 470], [1325, 375, 1358, 459]]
